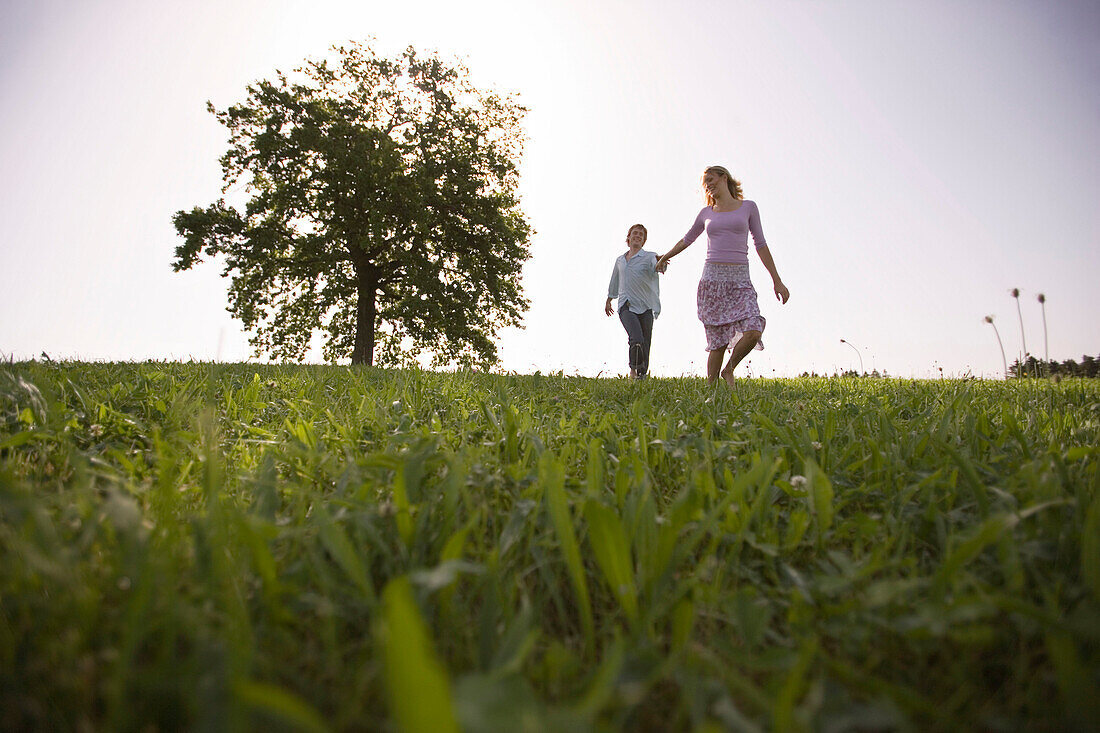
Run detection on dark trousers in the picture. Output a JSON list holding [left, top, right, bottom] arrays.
[[618, 302, 653, 377]]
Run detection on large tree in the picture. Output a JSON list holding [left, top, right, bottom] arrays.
[[173, 42, 532, 367]]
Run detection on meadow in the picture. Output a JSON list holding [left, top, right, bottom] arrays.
[[2, 362, 1098, 731]]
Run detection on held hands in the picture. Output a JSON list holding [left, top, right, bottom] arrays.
[[656, 254, 670, 272], [774, 280, 790, 304]]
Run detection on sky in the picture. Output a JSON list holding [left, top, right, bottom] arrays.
[[2, 0, 1098, 378]]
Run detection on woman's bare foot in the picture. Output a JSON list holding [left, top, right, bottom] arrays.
[[720, 367, 736, 388]]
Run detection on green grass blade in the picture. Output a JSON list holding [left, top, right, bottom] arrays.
[[542, 451, 595, 651], [808, 461, 834, 541], [393, 463, 414, 547], [1083, 492, 1100, 604], [380, 577, 460, 733], [314, 502, 375, 604], [234, 680, 331, 733], [583, 498, 638, 625], [935, 513, 1019, 588]]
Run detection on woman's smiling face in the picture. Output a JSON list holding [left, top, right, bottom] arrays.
[[703, 170, 725, 197]]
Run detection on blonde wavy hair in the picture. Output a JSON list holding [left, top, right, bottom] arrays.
[[703, 165, 743, 206]]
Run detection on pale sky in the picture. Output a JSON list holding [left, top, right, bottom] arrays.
[[2, 0, 1098, 377]]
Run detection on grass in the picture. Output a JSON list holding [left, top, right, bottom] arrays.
[[2, 362, 1099, 731]]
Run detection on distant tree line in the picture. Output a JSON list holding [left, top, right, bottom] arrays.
[[1009, 354, 1100, 379], [792, 355, 1100, 379], [798, 370, 888, 378]]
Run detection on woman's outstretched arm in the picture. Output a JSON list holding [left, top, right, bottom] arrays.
[[755, 245, 790, 303], [656, 239, 689, 269]]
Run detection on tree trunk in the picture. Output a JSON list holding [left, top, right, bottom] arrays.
[[352, 267, 378, 366]]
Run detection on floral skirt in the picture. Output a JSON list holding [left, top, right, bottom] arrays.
[[697, 262, 766, 352]]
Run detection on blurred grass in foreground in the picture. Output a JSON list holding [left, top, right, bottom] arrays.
[[2, 362, 1098, 731]]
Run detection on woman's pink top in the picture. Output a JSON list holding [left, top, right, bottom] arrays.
[[683, 201, 767, 264]]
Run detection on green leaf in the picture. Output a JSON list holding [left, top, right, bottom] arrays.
[[670, 598, 695, 653], [392, 462, 414, 547], [583, 499, 638, 625], [936, 513, 1019, 587], [733, 589, 771, 647], [784, 508, 811, 550], [453, 673, 543, 733], [542, 451, 595, 650], [440, 510, 480, 563], [314, 502, 375, 603], [409, 559, 483, 593], [488, 603, 538, 675], [237, 516, 278, 590], [1084, 493, 1100, 604], [575, 635, 626, 716], [380, 577, 460, 733], [808, 461, 834, 539], [772, 638, 818, 733], [1045, 630, 1100, 728], [586, 438, 604, 497], [234, 680, 330, 733], [0, 430, 48, 449], [1065, 445, 1095, 461]]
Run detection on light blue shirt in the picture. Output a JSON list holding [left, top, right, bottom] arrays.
[[608, 249, 661, 318]]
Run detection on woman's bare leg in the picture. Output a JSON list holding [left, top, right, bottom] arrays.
[[720, 330, 762, 386], [707, 349, 726, 384]]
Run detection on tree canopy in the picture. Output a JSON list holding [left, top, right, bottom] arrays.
[[173, 42, 532, 367]]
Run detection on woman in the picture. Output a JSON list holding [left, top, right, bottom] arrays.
[[606, 223, 666, 379], [656, 166, 789, 387]]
